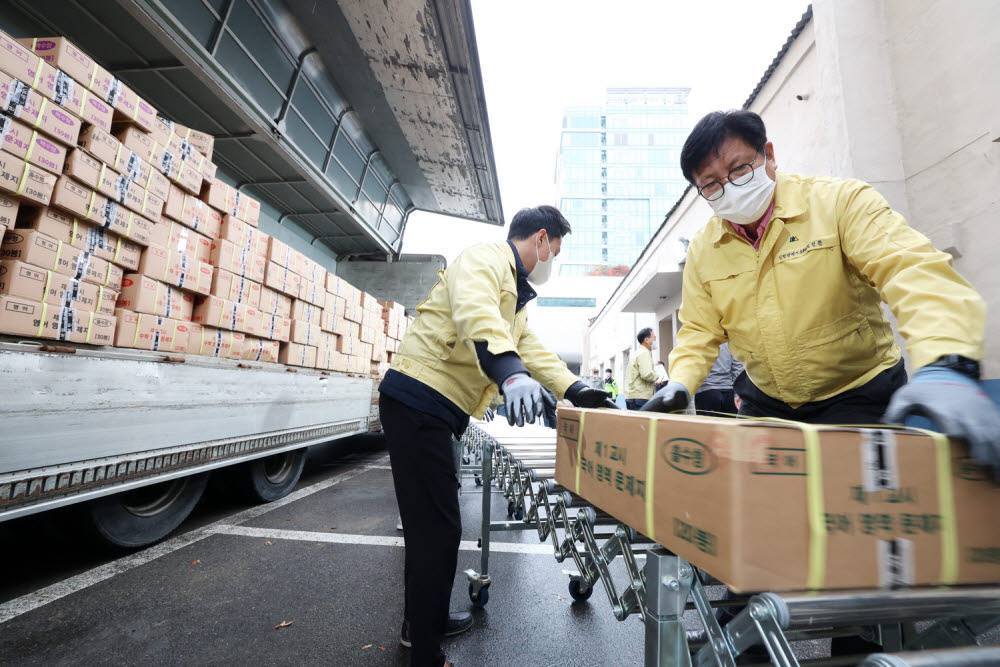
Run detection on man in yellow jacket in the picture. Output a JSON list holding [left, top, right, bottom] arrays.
[[378, 205, 615, 667], [643, 108, 1000, 657], [643, 110, 1000, 473], [625, 327, 658, 409]]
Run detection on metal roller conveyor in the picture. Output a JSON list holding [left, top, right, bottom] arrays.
[[458, 421, 1000, 667]]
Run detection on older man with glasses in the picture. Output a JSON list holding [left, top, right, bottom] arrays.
[[641, 109, 1000, 656]]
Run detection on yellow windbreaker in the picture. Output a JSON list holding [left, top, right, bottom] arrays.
[[626, 346, 657, 399], [669, 173, 985, 407], [390, 241, 579, 418]]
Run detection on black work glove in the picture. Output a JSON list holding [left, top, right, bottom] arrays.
[[565, 381, 619, 410], [639, 382, 690, 413]]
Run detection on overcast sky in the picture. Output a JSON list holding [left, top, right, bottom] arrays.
[[401, 0, 810, 262]]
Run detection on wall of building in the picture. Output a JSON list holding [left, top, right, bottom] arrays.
[[586, 1, 1000, 385]]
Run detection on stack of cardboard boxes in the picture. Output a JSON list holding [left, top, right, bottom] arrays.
[[0, 28, 406, 376]]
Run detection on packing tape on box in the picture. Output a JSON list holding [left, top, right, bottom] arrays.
[[24, 129, 38, 161], [14, 161, 30, 197], [132, 312, 144, 347], [36, 301, 48, 337]]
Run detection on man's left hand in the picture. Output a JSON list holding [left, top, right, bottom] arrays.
[[569, 387, 618, 410], [884, 365, 1000, 479]]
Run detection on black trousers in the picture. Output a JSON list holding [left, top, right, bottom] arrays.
[[380, 394, 461, 667], [694, 388, 737, 416], [722, 360, 908, 657], [625, 398, 648, 411]]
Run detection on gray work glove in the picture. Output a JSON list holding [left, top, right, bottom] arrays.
[[570, 388, 619, 410], [483, 407, 495, 422], [884, 365, 1000, 480], [542, 388, 558, 430], [501, 373, 556, 427], [639, 382, 691, 413]]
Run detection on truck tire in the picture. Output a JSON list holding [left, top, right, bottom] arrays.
[[240, 449, 307, 502], [88, 473, 209, 548]]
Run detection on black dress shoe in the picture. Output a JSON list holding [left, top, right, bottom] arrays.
[[400, 612, 474, 647]]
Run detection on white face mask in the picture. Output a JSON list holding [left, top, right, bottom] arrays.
[[527, 233, 555, 285], [707, 161, 776, 226]]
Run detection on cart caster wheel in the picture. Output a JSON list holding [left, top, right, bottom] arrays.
[[475, 477, 482, 487], [507, 501, 515, 517], [469, 583, 490, 608], [568, 579, 593, 602], [515, 508, 524, 521]]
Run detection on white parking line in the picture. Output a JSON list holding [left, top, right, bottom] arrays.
[[213, 524, 555, 555], [0, 456, 388, 626]]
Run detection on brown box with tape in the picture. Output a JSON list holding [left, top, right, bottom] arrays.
[[0, 259, 117, 316], [137, 243, 212, 296], [48, 176, 152, 246], [193, 294, 254, 334], [219, 214, 268, 258], [1, 113, 67, 174], [262, 314, 291, 342], [259, 286, 293, 319], [187, 323, 243, 360], [31, 60, 113, 132], [1, 227, 123, 290], [77, 125, 169, 201], [264, 260, 301, 297], [201, 177, 260, 226], [148, 219, 212, 264], [0, 294, 115, 344], [210, 238, 266, 283], [554, 408, 1000, 592], [278, 342, 316, 368], [241, 336, 279, 363], [0, 149, 56, 205], [117, 273, 194, 321], [0, 72, 82, 146], [17, 206, 142, 272], [289, 318, 321, 347], [211, 267, 262, 309], [113, 308, 189, 353], [163, 183, 221, 239]]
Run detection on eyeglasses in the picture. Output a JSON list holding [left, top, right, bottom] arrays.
[[696, 151, 763, 201]]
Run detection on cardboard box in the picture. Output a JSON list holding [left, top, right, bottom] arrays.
[[48, 177, 153, 246], [163, 184, 221, 238], [0, 73, 83, 146], [240, 336, 279, 363], [264, 260, 301, 297], [554, 408, 1000, 592], [169, 121, 214, 160], [209, 238, 266, 283], [278, 342, 316, 368], [148, 220, 212, 264], [113, 308, 189, 352], [90, 69, 153, 131], [61, 148, 104, 190], [201, 177, 260, 225], [147, 115, 174, 148], [117, 273, 193, 321], [32, 61, 113, 132], [155, 141, 203, 195], [0, 259, 117, 315], [0, 31, 42, 85], [262, 314, 291, 342], [0, 150, 56, 205], [0, 113, 65, 176], [193, 294, 260, 335], [219, 214, 268, 257], [210, 267, 262, 308], [78, 125, 169, 201], [137, 243, 212, 296], [187, 323, 242, 360], [290, 299, 321, 324], [289, 318, 321, 347], [0, 195, 17, 230], [259, 286, 292, 319], [0, 294, 115, 344], [21, 37, 101, 89], [16, 207, 142, 272], [1, 228, 122, 290], [298, 277, 326, 307], [113, 124, 157, 164]]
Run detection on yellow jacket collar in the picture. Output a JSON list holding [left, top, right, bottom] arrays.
[[708, 172, 807, 243]]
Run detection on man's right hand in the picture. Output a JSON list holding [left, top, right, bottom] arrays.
[[639, 382, 691, 413], [501, 373, 556, 427]]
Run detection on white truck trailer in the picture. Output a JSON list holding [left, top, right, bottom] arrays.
[[0, 0, 502, 546]]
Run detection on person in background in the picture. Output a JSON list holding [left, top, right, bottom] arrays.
[[654, 360, 669, 390], [604, 368, 619, 401], [694, 342, 743, 415], [585, 369, 604, 391], [625, 327, 657, 410], [378, 205, 616, 667]]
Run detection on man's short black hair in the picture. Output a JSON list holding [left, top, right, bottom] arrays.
[[605, 368, 612, 373], [507, 205, 572, 241], [680, 110, 768, 183], [637, 327, 654, 344]]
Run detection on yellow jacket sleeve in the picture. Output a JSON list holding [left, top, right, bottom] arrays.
[[516, 325, 579, 399], [837, 181, 986, 369], [637, 348, 657, 383], [445, 246, 518, 356], [668, 256, 728, 395]]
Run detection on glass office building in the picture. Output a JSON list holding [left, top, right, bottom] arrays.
[[556, 88, 690, 276]]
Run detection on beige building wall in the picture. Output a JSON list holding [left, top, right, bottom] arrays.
[[585, 0, 1000, 384]]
